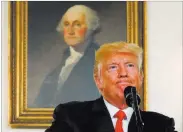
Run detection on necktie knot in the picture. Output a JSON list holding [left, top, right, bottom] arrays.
[[114, 110, 126, 120]]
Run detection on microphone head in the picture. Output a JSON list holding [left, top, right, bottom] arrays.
[[124, 86, 136, 96], [124, 86, 141, 107]]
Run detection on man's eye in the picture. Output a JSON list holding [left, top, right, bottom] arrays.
[[108, 65, 118, 71], [127, 63, 134, 67], [64, 22, 69, 26], [75, 23, 81, 27]]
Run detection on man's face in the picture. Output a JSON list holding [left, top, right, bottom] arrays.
[[95, 52, 143, 108], [63, 11, 88, 46]]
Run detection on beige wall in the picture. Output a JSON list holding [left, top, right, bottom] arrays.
[[2, 1, 182, 132]]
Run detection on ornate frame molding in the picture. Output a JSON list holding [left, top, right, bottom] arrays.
[[9, 1, 147, 128]]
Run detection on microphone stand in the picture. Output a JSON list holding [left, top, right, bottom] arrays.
[[131, 88, 144, 132]]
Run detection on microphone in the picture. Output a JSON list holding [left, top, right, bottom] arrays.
[[124, 86, 144, 132], [124, 86, 141, 107]]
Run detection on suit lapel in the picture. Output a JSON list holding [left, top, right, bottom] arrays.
[[128, 112, 137, 132], [34, 49, 70, 107], [49, 48, 70, 82], [89, 97, 142, 132], [43, 49, 70, 105], [128, 110, 144, 132], [90, 97, 115, 132]]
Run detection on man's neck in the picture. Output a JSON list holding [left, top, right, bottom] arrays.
[[69, 36, 94, 54], [103, 98, 133, 119], [103, 97, 128, 110]]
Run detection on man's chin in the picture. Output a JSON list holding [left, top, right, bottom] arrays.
[[65, 40, 83, 46], [118, 85, 129, 92], [67, 42, 79, 46]]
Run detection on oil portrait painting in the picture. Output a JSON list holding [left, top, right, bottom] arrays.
[[9, 1, 147, 128]]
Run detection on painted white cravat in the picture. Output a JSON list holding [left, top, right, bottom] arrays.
[[57, 46, 83, 89]]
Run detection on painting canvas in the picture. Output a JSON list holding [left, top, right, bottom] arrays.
[[9, 1, 147, 128]]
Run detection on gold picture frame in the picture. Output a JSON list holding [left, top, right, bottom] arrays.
[[9, 1, 147, 128]]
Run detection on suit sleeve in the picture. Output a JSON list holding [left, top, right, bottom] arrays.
[[45, 104, 73, 132], [165, 118, 177, 132]]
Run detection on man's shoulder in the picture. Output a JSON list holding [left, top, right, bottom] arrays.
[[142, 111, 172, 120], [87, 42, 99, 51], [54, 100, 96, 114], [142, 110, 175, 126]]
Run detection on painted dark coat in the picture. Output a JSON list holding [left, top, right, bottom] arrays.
[[34, 42, 100, 108]]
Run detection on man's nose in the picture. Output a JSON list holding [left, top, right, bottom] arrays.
[[68, 26, 75, 35], [118, 66, 128, 78]]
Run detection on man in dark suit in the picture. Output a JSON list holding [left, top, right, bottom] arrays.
[[46, 41, 176, 132], [34, 5, 101, 108]]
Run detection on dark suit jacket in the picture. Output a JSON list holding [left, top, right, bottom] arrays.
[[46, 97, 176, 132], [34, 42, 100, 108]]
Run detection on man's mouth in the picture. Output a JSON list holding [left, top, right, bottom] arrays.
[[116, 80, 132, 90], [67, 36, 77, 39], [116, 80, 131, 85], [117, 82, 131, 85]]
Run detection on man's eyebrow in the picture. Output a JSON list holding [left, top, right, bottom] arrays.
[[73, 20, 82, 24], [63, 20, 81, 23], [64, 21, 69, 24], [124, 61, 136, 64], [124, 62, 133, 64], [107, 62, 119, 65]]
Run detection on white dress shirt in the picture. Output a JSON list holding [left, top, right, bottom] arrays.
[[103, 98, 134, 132], [57, 46, 83, 89]]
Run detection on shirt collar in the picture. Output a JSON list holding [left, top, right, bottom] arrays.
[[69, 46, 83, 59], [103, 98, 134, 121], [69, 37, 93, 58]]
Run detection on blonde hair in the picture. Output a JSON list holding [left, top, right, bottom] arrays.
[[56, 5, 100, 34], [94, 41, 143, 77]]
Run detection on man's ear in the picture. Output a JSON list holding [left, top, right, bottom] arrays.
[[94, 75, 104, 92], [136, 70, 144, 94], [140, 70, 144, 85]]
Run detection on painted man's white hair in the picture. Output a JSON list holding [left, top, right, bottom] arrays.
[[56, 5, 100, 34]]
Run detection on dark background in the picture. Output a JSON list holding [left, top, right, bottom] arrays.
[[27, 1, 128, 107]]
